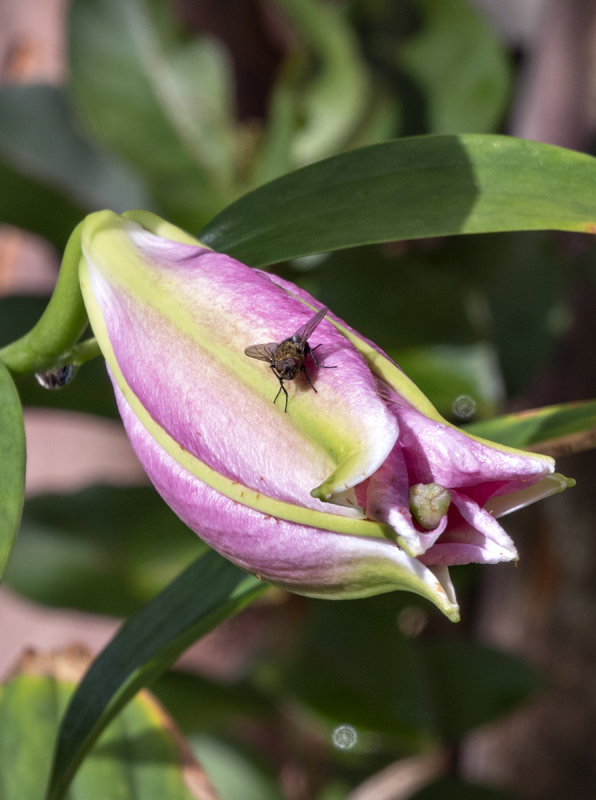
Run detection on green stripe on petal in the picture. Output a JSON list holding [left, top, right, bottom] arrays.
[[485, 472, 575, 518], [119, 210, 553, 471], [327, 316, 556, 468], [79, 251, 397, 543], [82, 210, 397, 513], [122, 209, 204, 246]]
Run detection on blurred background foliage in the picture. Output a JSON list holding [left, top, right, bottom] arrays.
[[1, 0, 567, 422], [1, 0, 595, 798]]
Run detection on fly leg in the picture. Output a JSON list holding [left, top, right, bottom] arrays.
[[271, 365, 289, 412], [309, 343, 337, 370], [301, 362, 317, 394], [301, 343, 337, 395]]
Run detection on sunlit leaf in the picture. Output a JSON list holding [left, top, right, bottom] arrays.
[[0, 360, 25, 580], [401, 0, 511, 133], [277, 0, 370, 163], [68, 0, 237, 229], [192, 737, 283, 800], [0, 650, 214, 800], [464, 399, 596, 456], [0, 85, 149, 247], [46, 551, 265, 800], [200, 135, 596, 266]]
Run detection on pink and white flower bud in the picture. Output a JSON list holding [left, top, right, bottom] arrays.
[[78, 210, 572, 621]]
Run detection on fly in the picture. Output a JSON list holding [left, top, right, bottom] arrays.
[[244, 307, 336, 412]]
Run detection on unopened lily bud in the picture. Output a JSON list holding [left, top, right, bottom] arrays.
[[77, 210, 573, 620]]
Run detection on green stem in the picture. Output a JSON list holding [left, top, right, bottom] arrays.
[[0, 220, 90, 376], [55, 337, 101, 368]]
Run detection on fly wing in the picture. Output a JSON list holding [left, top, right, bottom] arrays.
[[292, 307, 328, 343], [244, 342, 278, 362]]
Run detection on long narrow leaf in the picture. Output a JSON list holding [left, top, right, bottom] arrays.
[[199, 134, 596, 265], [0, 662, 209, 800], [0, 360, 25, 580], [46, 551, 266, 800], [465, 399, 596, 456]]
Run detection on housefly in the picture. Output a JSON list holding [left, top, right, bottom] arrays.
[[244, 307, 336, 412]]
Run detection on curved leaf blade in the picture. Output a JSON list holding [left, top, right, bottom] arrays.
[[46, 551, 266, 800], [0, 661, 211, 800], [400, 0, 511, 134], [277, 0, 370, 163], [199, 134, 596, 265], [0, 360, 25, 580], [424, 640, 539, 740], [0, 84, 149, 213], [68, 0, 236, 228], [464, 399, 596, 456]]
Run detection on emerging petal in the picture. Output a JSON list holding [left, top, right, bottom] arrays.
[[80, 211, 399, 519], [77, 209, 573, 622], [356, 394, 554, 562], [114, 377, 461, 620], [421, 490, 519, 566]]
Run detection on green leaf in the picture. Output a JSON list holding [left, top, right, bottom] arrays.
[[46, 550, 266, 800], [6, 485, 202, 616], [199, 135, 596, 266], [393, 343, 503, 420], [253, 0, 376, 185], [276, 0, 370, 163], [0, 360, 25, 581], [280, 595, 436, 746], [192, 736, 284, 800], [0, 673, 59, 800], [445, 231, 564, 395], [288, 244, 475, 351], [411, 777, 518, 800], [0, 665, 203, 800], [68, 0, 237, 229], [464, 399, 596, 453], [401, 0, 511, 133], [423, 639, 539, 740], [0, 161, 83, 251], [0, 84, 149, 216]]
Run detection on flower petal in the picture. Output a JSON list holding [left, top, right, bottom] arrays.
[[421, 490, 518, 566], [485, 472, 575, 517], [76, 209, 574, 620], [393, 400, 554, 489], [354, 444, 447, 557], [113, 378, 460, 620], [80, 211, 399, 516]]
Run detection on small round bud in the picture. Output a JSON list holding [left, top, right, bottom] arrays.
[[409, 483, 452, 530]]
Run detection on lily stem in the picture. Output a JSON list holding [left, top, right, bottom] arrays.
[[0, 220, 90, 376]]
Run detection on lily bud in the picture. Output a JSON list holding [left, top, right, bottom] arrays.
[[78, 210, 572, 621], [409, 483, 452, 530]]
